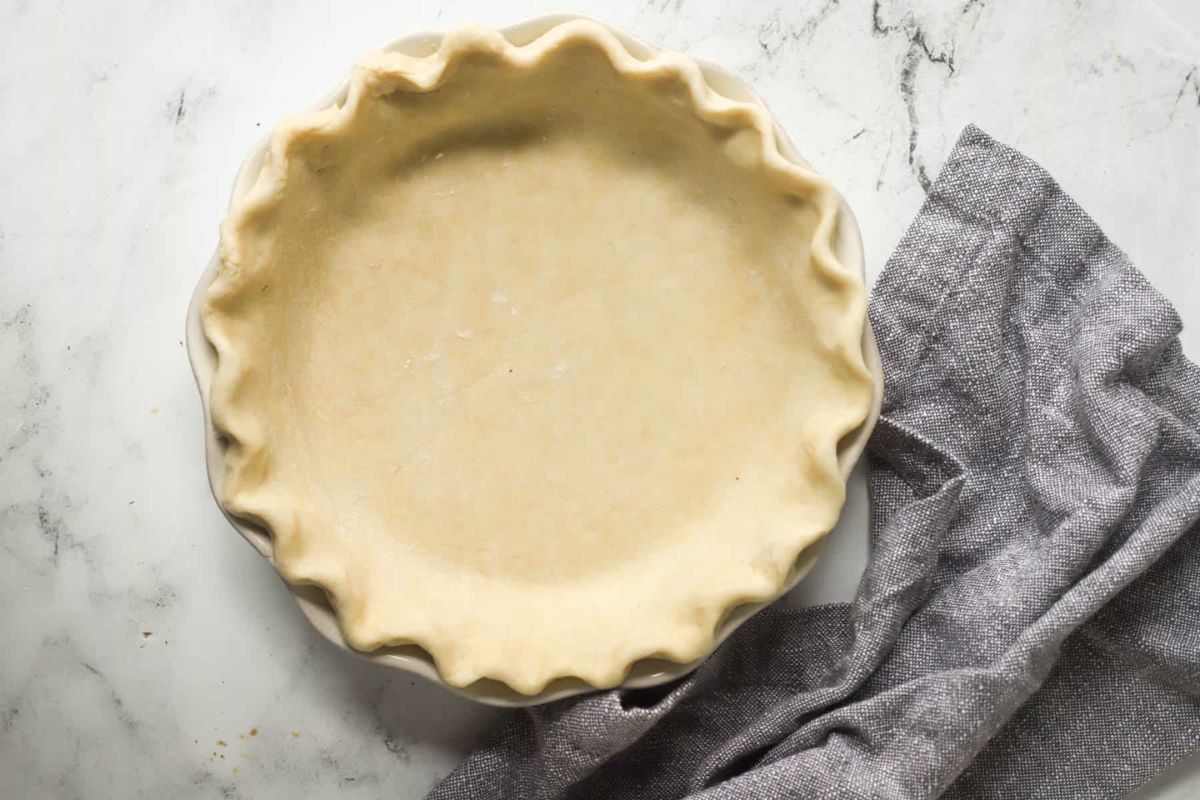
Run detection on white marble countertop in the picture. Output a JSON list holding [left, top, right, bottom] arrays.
[[2, 1, 1198, 797]]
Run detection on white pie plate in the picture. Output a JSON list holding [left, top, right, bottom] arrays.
[[186, 13, 883, 707]]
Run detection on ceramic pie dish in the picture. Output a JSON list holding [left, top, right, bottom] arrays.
[[186, 14, 883, 706]]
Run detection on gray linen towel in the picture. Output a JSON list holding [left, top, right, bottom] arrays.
[[429, 125, 1200, 800]]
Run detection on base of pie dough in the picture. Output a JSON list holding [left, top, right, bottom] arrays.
[[202, 20, 874, 695]]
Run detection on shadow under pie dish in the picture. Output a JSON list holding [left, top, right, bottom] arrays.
[[189, 16, 881, 703]]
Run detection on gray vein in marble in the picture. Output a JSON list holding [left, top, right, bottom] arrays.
[[641, 0, 686, 13], [2, 305, 42, 462], [755, 0, 840, 60], [871, 0, 958, 191], [876, 131, 895, 191], [1, 706, 18, 735], [164, 85, 218, 140], [79, 661, 141, 735], [38, 499, 65, 564], [1, 304, 93, 577], [1173, 67, 1200, 116]]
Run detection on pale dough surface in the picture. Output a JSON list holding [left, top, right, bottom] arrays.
[[203, 22, 873, 694]]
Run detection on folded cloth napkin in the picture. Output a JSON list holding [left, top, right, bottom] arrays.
[[429, 125, 1200, 800]]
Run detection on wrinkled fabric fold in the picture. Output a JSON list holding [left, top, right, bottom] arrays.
[[429, 125, 1200, 800]]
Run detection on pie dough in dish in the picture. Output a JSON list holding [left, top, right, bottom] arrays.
[[202, 19, 875, 695]]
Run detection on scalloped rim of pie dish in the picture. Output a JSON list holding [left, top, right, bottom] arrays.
[[202, 19, 874, 695]]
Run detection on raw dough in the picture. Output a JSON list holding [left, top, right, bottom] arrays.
[[203, 21, 873, 694]]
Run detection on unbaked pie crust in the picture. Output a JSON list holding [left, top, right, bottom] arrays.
[[202, 20, 873, 694]]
